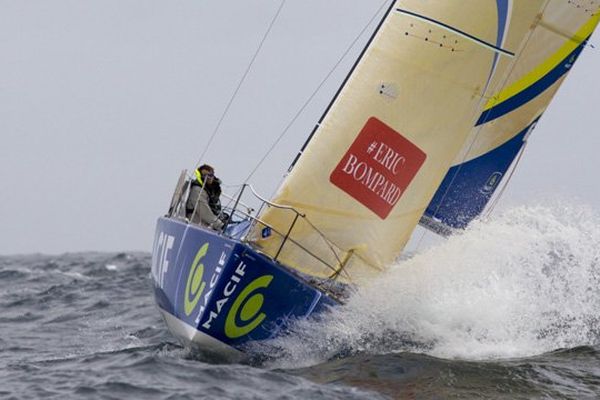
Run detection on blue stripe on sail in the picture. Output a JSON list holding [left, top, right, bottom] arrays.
[[423, 118, 539, 230], [475, 37, 587, 126], [495, 0, 510, 47]]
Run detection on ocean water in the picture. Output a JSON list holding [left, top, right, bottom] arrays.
[[2, 203, 600, 399]]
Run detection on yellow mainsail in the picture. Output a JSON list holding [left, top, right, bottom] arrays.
[[248, 0, 549, 283]]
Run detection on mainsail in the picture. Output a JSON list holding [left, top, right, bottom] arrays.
[[422, 2, 600, 233], [248, 0, 549, 282]]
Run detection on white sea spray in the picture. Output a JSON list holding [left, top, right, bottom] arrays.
[[266, 202, 600, 367]]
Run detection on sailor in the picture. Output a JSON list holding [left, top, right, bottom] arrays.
[[186, 164, 224, 230], [205, 174, 223, 217]]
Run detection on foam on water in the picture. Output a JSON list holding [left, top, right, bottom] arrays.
[[265, 202, 600, 367]]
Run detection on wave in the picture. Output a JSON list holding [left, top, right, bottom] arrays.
[[261, 202, 600, 367]]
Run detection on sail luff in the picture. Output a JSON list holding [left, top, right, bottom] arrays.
[[290, 1, 397, 171]]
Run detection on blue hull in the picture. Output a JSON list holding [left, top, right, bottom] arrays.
[[151, 217, 336, 357]]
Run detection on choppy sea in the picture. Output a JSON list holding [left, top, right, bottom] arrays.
[[2, 203, 600, 399]]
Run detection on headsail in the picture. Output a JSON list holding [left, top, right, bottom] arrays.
[[248, 0, 548, 283], [422, 2, 600, 233]]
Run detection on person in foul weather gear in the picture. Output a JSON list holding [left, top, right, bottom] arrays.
[[185, 164, 224, 230], [204, 174, 223, 216], [204, 174, 231, 225]]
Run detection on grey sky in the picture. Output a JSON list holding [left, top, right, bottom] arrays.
[[1, 1, 599, 255]]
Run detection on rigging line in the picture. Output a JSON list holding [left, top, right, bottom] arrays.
[[483, 139, 528, 219], [195, 0, 287, 167], [289, 0, 396, 171], [243, 0, 392, 184]]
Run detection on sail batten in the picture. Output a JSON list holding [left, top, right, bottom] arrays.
[[395, 8, 516, 57]]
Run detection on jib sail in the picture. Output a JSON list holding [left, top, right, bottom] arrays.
[[422, 2, 600, 234]]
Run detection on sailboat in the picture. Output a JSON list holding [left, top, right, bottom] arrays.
[[151, 1, 599, 358]]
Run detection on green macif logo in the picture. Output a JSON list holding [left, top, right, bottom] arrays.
[[225, 275, 273, 339], [183, 243, 209, 316]]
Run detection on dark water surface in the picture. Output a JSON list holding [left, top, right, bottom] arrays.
[[1, 250, 599, 399]]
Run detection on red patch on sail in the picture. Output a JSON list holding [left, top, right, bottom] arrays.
[[330, 117, 427, 219]]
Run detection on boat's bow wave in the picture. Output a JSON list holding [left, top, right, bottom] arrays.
[[252, 201, 600, 368]]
